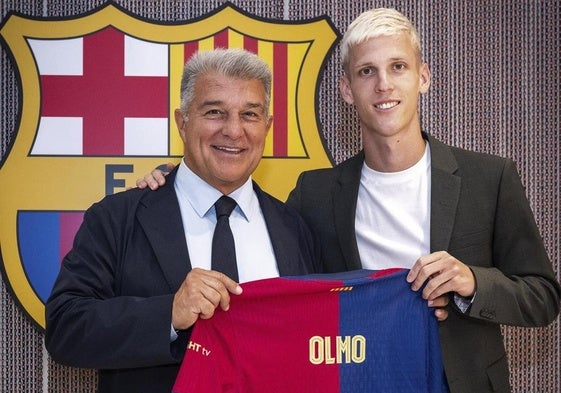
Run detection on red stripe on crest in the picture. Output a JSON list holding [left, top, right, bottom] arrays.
[[214, 29, 229, 49], [272, 42, 288, 156], [184, 41, 199, 63], [244, 36, 258, 54]]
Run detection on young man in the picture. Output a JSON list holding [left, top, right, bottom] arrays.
[[139, 9, 560, 392], [45, 49, 319, 393], [286, 8, 560, 392]]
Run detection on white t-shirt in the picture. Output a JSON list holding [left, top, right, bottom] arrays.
[[356, 144, 431, 270]]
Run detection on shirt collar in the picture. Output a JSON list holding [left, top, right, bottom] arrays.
[[174, 159, 255, 221]]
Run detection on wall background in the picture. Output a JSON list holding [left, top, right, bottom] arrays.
[[1, 0, 559, 392]]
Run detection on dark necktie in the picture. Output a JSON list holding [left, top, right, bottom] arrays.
[[211, 195, 238, 282]]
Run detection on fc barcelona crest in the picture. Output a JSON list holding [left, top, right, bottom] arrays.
[[0, 2, 338, 329]]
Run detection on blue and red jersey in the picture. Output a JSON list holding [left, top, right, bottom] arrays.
[[173, 269, 449, 393]]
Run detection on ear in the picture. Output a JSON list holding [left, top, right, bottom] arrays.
[[419, 63, 431, 94], [339, 74, 355, 104], [174, 109, 187, 142]]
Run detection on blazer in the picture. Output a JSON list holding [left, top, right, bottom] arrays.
[[45, 169, 320, 393], [286, 133, 560, 393]]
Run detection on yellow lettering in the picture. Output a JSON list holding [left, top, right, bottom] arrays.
[[336, 335, 351, 363], [351, 335, 366, 363], [309, 335, 366, 365], [324, 336, 335, 364], [187, 341, 201, 352], [309, 336, 323, 365]]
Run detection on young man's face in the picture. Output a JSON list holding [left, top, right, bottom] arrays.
[[340, 32, 430, 141], [176, 71, 272, 194]]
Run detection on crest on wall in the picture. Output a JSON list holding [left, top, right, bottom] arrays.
[[0, 2, 338, 329]]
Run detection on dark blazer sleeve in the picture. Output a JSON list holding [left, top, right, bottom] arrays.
[[430, 138, 561, 391], [428, 135, 560, 327], [461, 157, 560, 326], [45, 183, 190, 370]]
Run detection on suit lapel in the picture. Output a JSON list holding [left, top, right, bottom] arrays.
[[426, 134, 461, 252], [136, 169, 191, 291], [254, 183, 305, 276], [333, 153, 364, 271]]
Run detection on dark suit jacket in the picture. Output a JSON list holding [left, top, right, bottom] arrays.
[[286, 133, 560, 393], [45, 169, 320, 393]]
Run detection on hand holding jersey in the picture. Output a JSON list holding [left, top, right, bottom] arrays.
[[172, 268, 242, 331], [407, 251, 476, 302]]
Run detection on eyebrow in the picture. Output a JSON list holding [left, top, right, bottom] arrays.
[[356, 56, 409, 65], [245, 102, 266, 111], [198, 101, 266, 111], [199, 100, 223, 108]]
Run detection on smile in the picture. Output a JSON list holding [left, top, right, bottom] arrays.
[[375, 101, 399, 110], [213, 145, 244, 154]]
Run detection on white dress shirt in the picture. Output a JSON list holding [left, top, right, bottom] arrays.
[[174, 160, 279, 283]]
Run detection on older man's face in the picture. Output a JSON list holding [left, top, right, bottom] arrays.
[[175, 71, 272, 195]]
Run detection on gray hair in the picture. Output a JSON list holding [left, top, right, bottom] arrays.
[[341, 8, 422, 74], [179, 48, 272, 117]]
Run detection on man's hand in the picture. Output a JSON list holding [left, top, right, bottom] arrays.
[[429, 295, 450, 321], [172, 268, 242, 331], [136, 162, 175, 190], [407, 251, 476, 321]]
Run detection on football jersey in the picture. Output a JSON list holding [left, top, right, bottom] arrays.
[[173, 269, 449, 393]]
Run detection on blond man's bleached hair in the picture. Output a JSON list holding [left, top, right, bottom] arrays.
[[340, 8, 422, 75]]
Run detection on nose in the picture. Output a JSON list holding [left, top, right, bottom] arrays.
[[375, 71, 393, 92], [222, 115, 244, 139]]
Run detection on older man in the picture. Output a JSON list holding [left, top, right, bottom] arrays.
[[45, 48, 319, 393]]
